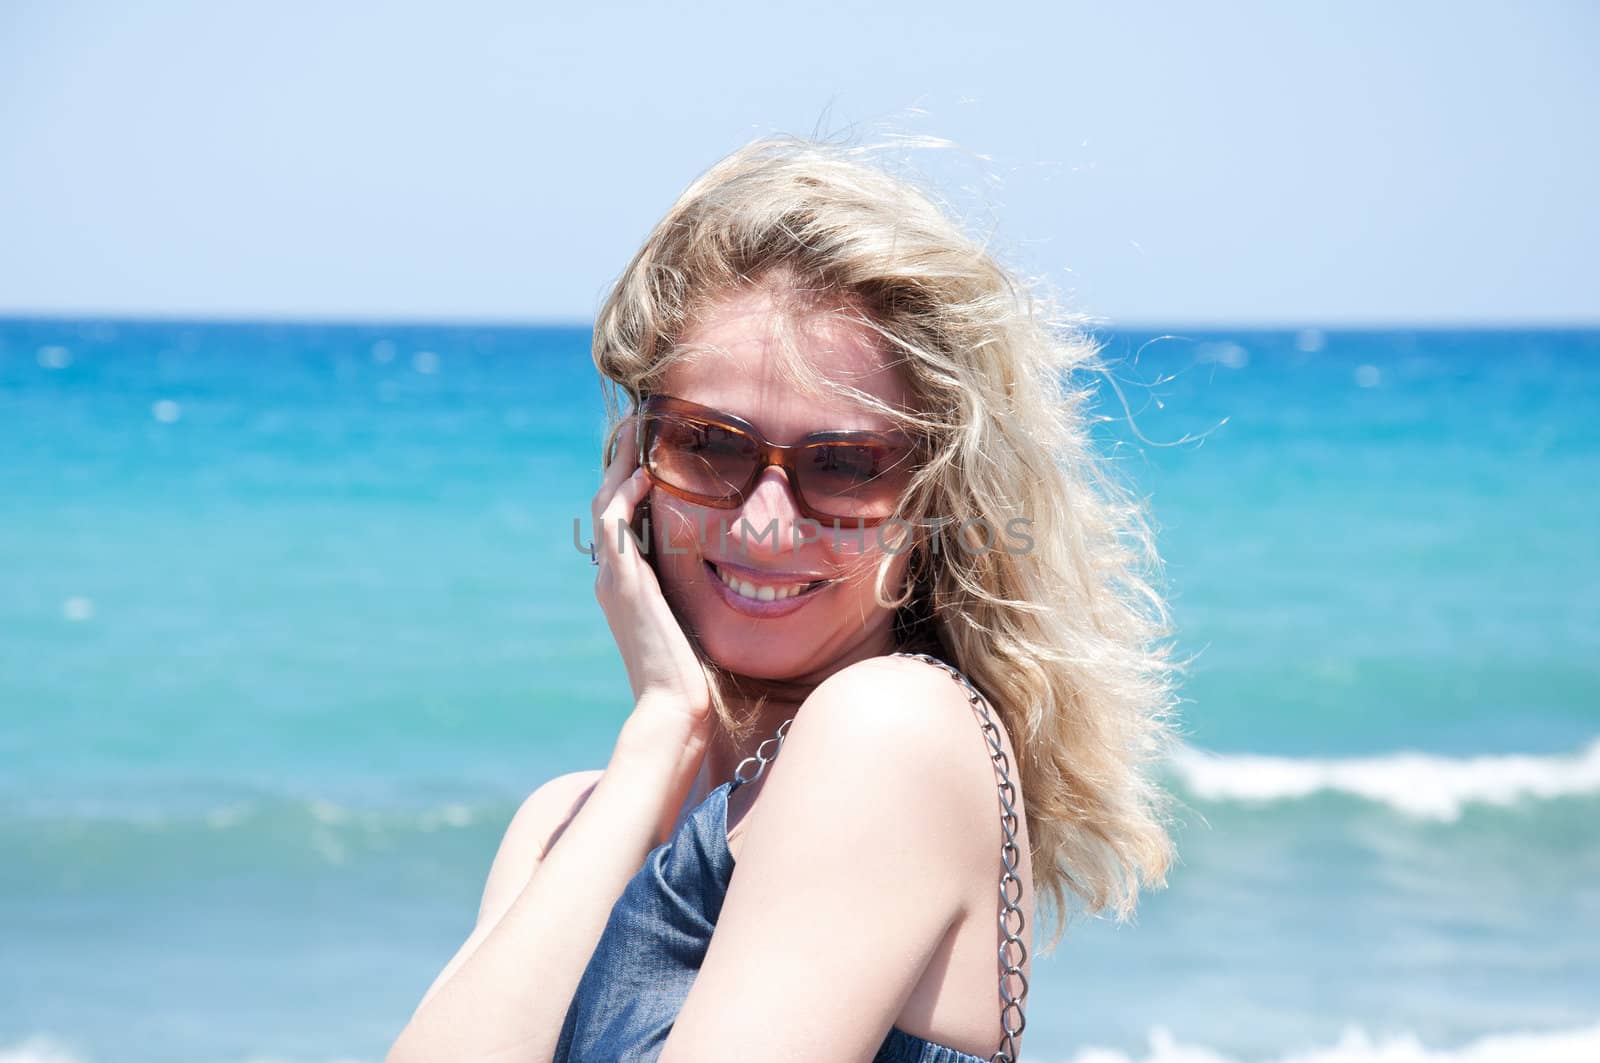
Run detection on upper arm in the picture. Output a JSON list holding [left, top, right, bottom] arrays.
[[661, 657, 996, 1063]]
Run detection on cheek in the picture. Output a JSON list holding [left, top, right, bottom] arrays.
[[646, 495, 722, 599], [649, 492, 711, 550], [823, 538, 912, 602]]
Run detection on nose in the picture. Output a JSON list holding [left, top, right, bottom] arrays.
[[729, 466, 806, 557]]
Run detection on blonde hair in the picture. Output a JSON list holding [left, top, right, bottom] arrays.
[[593, 134, 1185, 950]]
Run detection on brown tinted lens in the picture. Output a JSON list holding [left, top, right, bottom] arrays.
[[644, 413, 759, 503], [798, 440, 914, 519]]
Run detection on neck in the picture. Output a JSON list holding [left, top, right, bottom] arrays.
[[678, 624, 906, 824]]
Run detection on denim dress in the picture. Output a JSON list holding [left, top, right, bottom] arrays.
[[551, 685, 1016, 1063]]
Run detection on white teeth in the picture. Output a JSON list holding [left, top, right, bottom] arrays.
[[711, 563, 814, 602]]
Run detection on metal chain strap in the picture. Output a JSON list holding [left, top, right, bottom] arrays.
[[725, 653, 1028, 1062], [892, 651, 1028, 1063], [732, 715, 794, 786]]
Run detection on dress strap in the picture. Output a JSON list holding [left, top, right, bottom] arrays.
[[892, 651, 1028, 1063], [731, 715, 794, 788]]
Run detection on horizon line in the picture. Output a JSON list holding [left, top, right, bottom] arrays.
[[3, 310, 1600, 333]]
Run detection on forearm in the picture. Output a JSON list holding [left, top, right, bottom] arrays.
[[389, 724, 689, 1063]]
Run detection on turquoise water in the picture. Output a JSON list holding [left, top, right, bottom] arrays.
[[2, 320, 1597, 1062]]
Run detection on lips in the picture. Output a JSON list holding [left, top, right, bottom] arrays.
[[706, 560, 829, 602]]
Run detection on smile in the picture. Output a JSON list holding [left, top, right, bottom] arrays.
[[705, 561, 830, 603]]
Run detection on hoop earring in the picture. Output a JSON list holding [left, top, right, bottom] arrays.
[[887, 540, 924, 606], [892, 540, 937, 644]]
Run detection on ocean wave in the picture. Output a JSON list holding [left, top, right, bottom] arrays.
[[7, 738, 1600, 863], [1167, 738, 1600, 821], [0, 791, 512, 879], [1066, 1021, 1600, 1063], [2, 793, 497, 835], [7, 1023, 1600, 1063], [0, 1035, 80, 1063], [0, 1036, 370, 1063]]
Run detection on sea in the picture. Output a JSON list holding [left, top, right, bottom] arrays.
[[2, 318, 1596, 1063]]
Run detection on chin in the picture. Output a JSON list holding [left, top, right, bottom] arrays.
[[710, 641, 820, 682], [689, 602, 827, 681]]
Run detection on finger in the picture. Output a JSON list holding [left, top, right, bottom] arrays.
[[595, 468, 653, 567], [618, 415, 639, 467], [593, 417, 641, 523], [607, 417, 640, 475], [619, 463, 652, 508], [599, 467, 652, 533]]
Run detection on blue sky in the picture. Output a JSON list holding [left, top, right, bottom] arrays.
[[2, 1, 1595, 325]]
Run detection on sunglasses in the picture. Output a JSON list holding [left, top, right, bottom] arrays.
[[635, 394, 922, 527]]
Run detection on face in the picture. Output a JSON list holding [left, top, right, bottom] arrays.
[[645, 286, 917, 682]]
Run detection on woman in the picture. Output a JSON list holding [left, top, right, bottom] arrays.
[[389, 135, 1182, 1063]]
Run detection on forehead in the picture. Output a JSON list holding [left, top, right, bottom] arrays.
[[659, 287, 910, 440]]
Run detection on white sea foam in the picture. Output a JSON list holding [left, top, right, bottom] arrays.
[[7, 1024, 1600, 1063], [1064, 1022, 1600, 1063], [0, 1036, 370, 1063], [0, 1034, 83, 1063], [1167, 737, 1600, 821]]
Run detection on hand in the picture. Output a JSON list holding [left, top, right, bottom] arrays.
[[591, 417, 714, 757]]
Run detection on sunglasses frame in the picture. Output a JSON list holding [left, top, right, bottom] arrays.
[[634, 394, 923, 528]]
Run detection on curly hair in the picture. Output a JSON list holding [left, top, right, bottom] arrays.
[[592, 133, 1185, 951]]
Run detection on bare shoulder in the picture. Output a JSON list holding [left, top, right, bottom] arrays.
[[512, 769, 606, 858], [476, 768, 604, 926], [777, 654, 1011, 849], [805, 653, 999, 761]]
